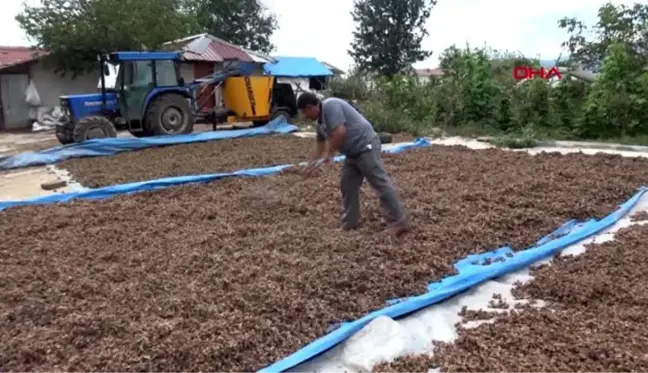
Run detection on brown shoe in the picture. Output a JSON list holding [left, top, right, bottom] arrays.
[[386, 223, 410, 237]]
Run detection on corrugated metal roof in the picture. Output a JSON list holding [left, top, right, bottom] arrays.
[[321, 61, 345, 75], [245, 49, 275, 63], [164, 34, 271, 63], [0, 46, 48, 69], [182, 42, 226, 62], [415, 68, 443, 77], [212, 40, 252, 61], [263, 56, 333, 77]]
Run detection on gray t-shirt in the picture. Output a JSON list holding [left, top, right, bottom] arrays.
[[316, 97, 377, 156]]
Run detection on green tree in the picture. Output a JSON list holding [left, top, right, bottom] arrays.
[[557, 2, 648, 140], [349, 0, 435, 76], [578, 43, 648, 139], [559, 2, 648, 71], [16, 0, 193, 76], [184, 0, 278, 54]]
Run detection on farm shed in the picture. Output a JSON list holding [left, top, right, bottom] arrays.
[[0, 47, 98, 131], [163, 34, 275, 113], [263, 56, 334, 96], [414, 67, 443, 84], [321, 61, 345, 77]]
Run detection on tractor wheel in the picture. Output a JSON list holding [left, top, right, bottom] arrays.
[[72, 116, 117, 143], [145, 94, 194, 136], [378, 132, 393, 144], [252, 109, 291, 128], [252, 119, 268, 127], [55, 124, 74, 145], [272, 109, 291, 123]]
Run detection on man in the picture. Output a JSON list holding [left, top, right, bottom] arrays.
[[296, 92, 409, 237]]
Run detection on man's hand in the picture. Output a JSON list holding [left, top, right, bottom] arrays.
[[304, 158, 325, 174], [303, 156, 335, 176], [322, 155, 335, 165]]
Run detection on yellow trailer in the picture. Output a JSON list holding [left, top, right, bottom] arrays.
[[219, 75, 297, 127]]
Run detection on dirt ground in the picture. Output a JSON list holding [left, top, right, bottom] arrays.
[[59, 135, 313, 188], [2, 146, 648, 371], [58, 133, 414, 188], [436, 218, 648, 373], [375, 217, 648, 372]]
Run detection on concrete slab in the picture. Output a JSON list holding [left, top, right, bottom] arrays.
[[475, 136, 648, 153], [0, 131, 54, 146], [0, 167, 75, 202], [293, 132, 316, 138], [0, 132, 60, 157], [432, 136, 648, 159]]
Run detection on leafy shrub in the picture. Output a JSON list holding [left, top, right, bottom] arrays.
[[326, 74, 370, 102], [578, 43, 648, 139], [323, 2, 648, 142]]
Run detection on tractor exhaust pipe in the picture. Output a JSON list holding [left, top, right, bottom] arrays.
[[99, 54, 106, 106]]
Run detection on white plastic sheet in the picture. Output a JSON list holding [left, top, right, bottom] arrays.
[[25, 80, 41, 107], [31, 106, 67, 132]]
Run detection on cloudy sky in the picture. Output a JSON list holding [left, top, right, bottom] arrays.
[[0, 0, 637, 71], [267, 0, 636, 70]]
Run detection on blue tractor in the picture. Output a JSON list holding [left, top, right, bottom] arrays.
[[55, 51, 257, 144]]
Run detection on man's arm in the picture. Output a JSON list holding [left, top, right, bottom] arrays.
[[323, 102, 346, 157], [312, 138, 327, 161], [327, 126, 346, 157]]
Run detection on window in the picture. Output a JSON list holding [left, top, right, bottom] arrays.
[[119, 62, 133, 87], [132, 61, 153, 87], [111, 63, 124, 90], [120, 60, 153, 87], [156, 60, 178, 86], [309, 77, 325, 90]]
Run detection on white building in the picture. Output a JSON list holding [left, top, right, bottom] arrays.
[[0, 47, 98, 130], [263, 56, 336, 97], [414, 67, 443, 83]]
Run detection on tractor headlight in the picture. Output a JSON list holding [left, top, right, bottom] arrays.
[[59, 98, 72, 119]]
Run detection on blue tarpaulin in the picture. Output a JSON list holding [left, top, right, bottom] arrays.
[[0, 138, 431, 211], [264, 56, 334, 77], [0, 118, 299, 170], [257, 186, 648, 372]]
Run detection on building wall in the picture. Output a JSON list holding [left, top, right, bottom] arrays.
[[276, 77, 310, 96], [179, 62, 195, 83], [189, 61, 226, 110], [415, 74, 443, 84], [30, 60, 98, 109], [0, 73, 30, 130], [0, 61, 98, 130], [275, 77, 331, 98]]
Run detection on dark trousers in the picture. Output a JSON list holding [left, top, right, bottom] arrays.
[[340, 136, 407, 229]]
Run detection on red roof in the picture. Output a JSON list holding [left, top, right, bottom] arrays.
[[415, 67, 443, 77], [182, 39, 252, 62], [211, 41, 253, 61], [0, 46, 48, 68], [166, 34, 263, 63]]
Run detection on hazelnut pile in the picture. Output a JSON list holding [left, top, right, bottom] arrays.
[[3, 145, 648, 371]]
